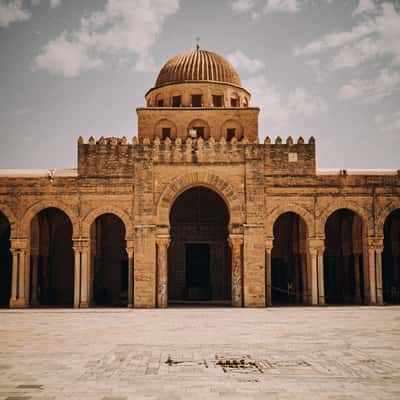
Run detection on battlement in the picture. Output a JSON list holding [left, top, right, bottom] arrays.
[[264, 136, 316, 176], [77, 135, 316, 176]]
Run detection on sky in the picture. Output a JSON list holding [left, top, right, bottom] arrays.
[[0, 0, 399, 170]]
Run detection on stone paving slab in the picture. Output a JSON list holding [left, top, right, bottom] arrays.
[[0, 307, 399, 399]]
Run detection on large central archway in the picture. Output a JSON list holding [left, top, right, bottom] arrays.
[[168, 186, 231, 305]]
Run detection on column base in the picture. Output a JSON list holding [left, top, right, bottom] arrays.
[[9, 299, 29, 308], [79, 302, 89, 308]]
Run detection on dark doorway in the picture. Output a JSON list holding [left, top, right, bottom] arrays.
[[271, 212, 308, 305], [30, 208, 74, 307], [324, 209, 364, 304], [382, 209, 400, 304], [91, 213, 128, 307], [186, 243, 210, 300], [0, 211, 11, 308], [168, 186, 231, 305]]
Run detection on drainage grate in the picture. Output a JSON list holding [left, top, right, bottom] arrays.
[[215, 355, 264, 373]]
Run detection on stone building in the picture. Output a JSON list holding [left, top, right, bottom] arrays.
[[0, 48, 399, 309]]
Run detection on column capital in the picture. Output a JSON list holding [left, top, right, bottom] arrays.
[[265, 236, 274, 252], [156, 236, 171, 248], [228, 234, 243, 248], [72, 238, 89, 252], [10, 238, 29, 250], [309, 237, 325, 253]]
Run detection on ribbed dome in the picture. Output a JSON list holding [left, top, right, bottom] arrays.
[[155, 50, 241, 87]]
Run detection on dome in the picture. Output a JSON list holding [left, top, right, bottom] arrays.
[[155, 49, 241, 88]]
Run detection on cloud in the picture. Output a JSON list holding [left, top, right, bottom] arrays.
[[245, 74, 327, 131], [49, 0, 61, 8], [227, 49, 265, 74], [264, 0, 299, 14], [337, 68, 400, 102], [352, 0, 376, 16], [0, 0, 30, 28], [295, 3, 400, 69], [31, 0, 40, 6], [231, 0, 255, 13], [34, 0, 180, 77], [374, 110, 400, 133]]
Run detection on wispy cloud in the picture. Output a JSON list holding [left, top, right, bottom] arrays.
[[0, 0, 30, 28], [338, 69, 400, 102], [227, 49, 265, 74], [49, 0, 61, 8], [374, 110, 400, 134], [264, 0, 299, 14], [246, 74, 326, 132], [34, 0, 180, 78]]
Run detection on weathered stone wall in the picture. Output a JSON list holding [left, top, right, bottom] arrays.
[[0, 136, 399, 308]]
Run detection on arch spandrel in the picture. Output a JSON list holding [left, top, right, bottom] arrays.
[[81, 206, 133, 239], [20, 200, 78, 238], [265, 204, 315, 238], [0, 204, 17, 238], [316, 200, 372, 237], [156, 172, 243, 228], [375, 200, 400, 238]]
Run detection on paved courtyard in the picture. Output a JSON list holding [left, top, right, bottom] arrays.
[[0, 307, 399, 400]]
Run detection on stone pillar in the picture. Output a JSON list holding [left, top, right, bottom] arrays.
[[126, 243, 134, 308], [353, 253, 362, 304], [134, 226, 156, 308], [73, 245, 81, 308], [310, 248, 318, 305], [375, 240, 384, 305], [229, 235, 244, 307], [73, 239, 90, 308], [9, 239, 30, 308], [265, 238, 273, 307], [10, 249, 18, 305], [156, 237, 170, 308], [80, 246, 89, 307], [317, 246, 325, 305], [368, 242, 377, 305]]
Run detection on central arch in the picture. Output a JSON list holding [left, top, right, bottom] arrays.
[[168, 186, 231, 305]]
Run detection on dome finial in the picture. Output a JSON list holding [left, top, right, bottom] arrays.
[[196, 36, 201, 50]]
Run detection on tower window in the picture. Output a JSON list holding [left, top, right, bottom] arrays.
[[162, 128, 171, 139], [157, 99, 164, 107], [213, 95, 223, 107], [172, 96, 181, 107], [191, 95, 202, 107], [194, 126, 205, 139], [230, 97, 238, 107], [227, 128, 236, 141]]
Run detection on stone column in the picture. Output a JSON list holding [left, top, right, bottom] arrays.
[[10, 249, 18, 305], [127, 244, 134, 308], [375, 241, 384, 305], [368, 242, 377, 305], [156, 237, 170, 308], [310, 248, 318, 305], [317, 246, 325, 305], [73, 244, 81, 308], [9, 239, 29, 308], [229, 235, 244, 307], [80, 247, 89, 307], [353, 253, 362, 304], [265, 238, 273, 307]]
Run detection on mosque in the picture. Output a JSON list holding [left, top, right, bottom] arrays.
[[0, 47, 399, 308]]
